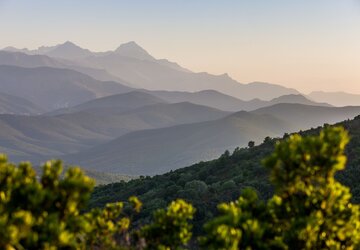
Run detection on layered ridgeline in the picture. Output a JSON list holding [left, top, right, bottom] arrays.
[[0, 92, 44, 115], [2, 41, 299, 100], [89, 115, 360, 232], [65, 104, 360, 175], [0, 50, 132, 86], [308, 91, 360, 107], [0, 92, 228, 163], [0, 65, 132, 111]]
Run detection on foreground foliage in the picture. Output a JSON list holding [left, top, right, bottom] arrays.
[[1, 124, 360, 249], [90, 116, 360, 234], [201, 127, 360, 249], [0, 157, 194, 250]]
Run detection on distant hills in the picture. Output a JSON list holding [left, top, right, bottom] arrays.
[[2, 41, 299, 100], [0, 65, 132, 110], [0, 92, 43, 115], [0, 41, 359, 178], [47, 91, 166, 115], [62, 103, 360, 175], [142, 90, 330, 112], [0, 51, 130, 84], [63, 111, 290, 175], [0, 94, 228, 162], [88, 116, 360, 228], [308, 91, 360, 107]]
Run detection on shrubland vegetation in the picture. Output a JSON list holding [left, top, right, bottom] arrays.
[[90, 116, 360, 233], [1, 116, 360, 249]]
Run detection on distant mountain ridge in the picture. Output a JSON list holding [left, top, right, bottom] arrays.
[[308, 91, 360, 107], [0, 51, 132, 85], [0, 92, 44, 115], [141, 90, 331, 112], [3, 41, 300, 100], [62, 103, 360, 175], [0, 65, 132, 111]]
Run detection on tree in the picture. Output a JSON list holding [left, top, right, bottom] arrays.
[[264, 126, 360, 249], [0, 156, 194, 250], [200, 127, 360, 249], [248, 141, 255, 148], [1, 126, 359, 249]]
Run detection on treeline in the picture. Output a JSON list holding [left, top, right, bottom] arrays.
[[89, 116, 360, 233], [1, 125, 360, 249]]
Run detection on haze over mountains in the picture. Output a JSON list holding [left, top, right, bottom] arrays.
[[0, 41, 359, 177], [63, 104, 360, 175], [3, 41, 300, 100]]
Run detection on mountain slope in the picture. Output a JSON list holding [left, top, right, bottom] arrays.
[[78, 52, 299, 100], [0, 92, 43, 114], [64, 104, 360, 175], [308, 91, 360, 107], [88, 116, 360, 232], [48, 91, 166, 115], [0, 101, 228, 162], [49, 101, 228, 138], [4, 41, 301, 100], [64, 111, 291, 175], [0, 50, 132, 84], [142, 90, 330, 112], [0, 65, 132, 111], [252, 103, 360, 131]]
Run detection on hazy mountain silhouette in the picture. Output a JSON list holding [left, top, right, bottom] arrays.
[[0, 51, 132, 85], [5, 41, 299, 100], [4, 41, 93, 60], [62, 103, 360, 175], [252, 103, 360, 131], [114, 41, 155, 61], [43, 41, 93, 59], [140, 90, 330, 112], [47, 91, 166, 115], [308, 91, 360, 107], [77, 49, 299, 100], [0, 92, 44, 115], [0, 101, 228, 163], [0, 65, 132, 111], [64, 111, 290, 175]]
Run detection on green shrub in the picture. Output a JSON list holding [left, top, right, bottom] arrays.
[[200, 127, 360, 249], [1, 126, 359, 249]]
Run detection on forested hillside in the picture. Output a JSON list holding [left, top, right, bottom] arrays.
[[89, 115, 360, 232]]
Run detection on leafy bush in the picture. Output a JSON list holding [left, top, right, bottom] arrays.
[[1, 126, 359, 249], [201, 127, 360, 249], [0, 156, 194, 250]]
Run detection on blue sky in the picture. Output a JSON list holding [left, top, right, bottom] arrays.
[[1, 0, 359, 93]]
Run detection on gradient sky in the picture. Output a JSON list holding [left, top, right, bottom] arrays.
[[1, 0, 360, 93]]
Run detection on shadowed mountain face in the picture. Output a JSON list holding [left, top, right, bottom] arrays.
[[62, 103, 360, 175], [308, 91, 360, 107], [0, 92, 44, 115], [77, 53, 299, 100], [3, 41, 299, 100], [252, 103, 360, 132], [0, 97, 228, 163], [0, 65, 132, 111], [0, 51, 132, 85], [63, 111, 290, 175], [141, 90, 331, 112], [47, 91, 167, 115]]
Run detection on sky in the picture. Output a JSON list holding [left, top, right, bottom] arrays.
[[0, 0, 360, 94]]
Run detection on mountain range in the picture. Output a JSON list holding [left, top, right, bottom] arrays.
[[0, 41, 359, 179], [62, 103, 360, 175], [3, 41, 299, 100]]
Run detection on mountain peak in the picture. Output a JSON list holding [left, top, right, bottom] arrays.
[[115, 41, 154, 61], [44, 41, 93, 59], [62, 40, 76, 46]]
